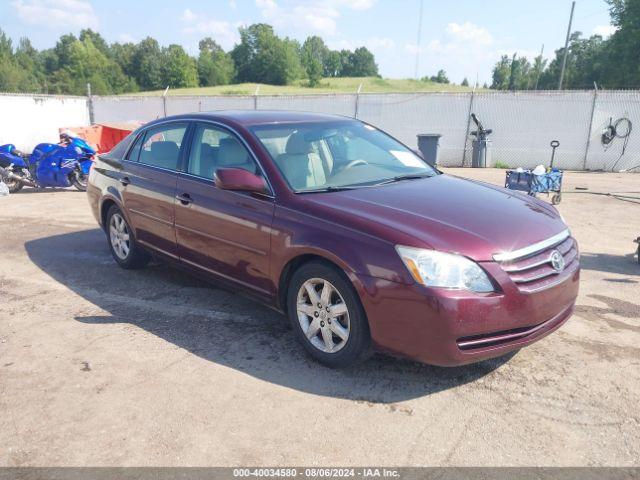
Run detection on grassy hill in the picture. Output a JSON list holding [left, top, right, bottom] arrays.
[[132, 77, 480, 96]]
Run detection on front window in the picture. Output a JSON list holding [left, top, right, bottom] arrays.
[[250, 120, 437, 192]]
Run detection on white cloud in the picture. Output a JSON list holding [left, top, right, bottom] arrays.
[[181, 8, 198, 22], [12, 0, 98, 29], [593, 24, 617, 37], [407, 21, 497, 82], [328, 36, 394, 56], [180, 9, 239, 50], [334, 0, 376, 10], [229, 0, 237, 9], [117, 33, 136, 43], [367, 37, 395, 50], [255, 0, 375, 36], [445, 22, 493, 46]]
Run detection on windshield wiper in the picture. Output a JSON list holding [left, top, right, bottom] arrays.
[[375, 173, 433, 186], [295, 185, 359, 194]]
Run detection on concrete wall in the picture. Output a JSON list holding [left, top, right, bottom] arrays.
[[0, 94, 90, 151]]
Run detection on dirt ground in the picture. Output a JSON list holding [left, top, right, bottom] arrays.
[[0, 168, 638, 467]]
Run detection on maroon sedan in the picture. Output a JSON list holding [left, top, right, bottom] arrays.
[[87, 111, 579, 368]]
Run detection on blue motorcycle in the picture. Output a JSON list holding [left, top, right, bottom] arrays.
[[0, 136, 95, 193]]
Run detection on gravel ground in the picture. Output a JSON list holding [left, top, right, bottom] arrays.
[[0, 168, 638, 466]]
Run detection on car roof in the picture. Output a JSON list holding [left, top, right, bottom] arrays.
[[149, 110, 356, 127]]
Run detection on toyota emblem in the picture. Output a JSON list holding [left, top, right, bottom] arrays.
[[550, 250, 565, 272]]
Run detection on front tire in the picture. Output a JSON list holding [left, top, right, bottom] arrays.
[[287, 261, 371, 368], [106, 205, 150, 269]]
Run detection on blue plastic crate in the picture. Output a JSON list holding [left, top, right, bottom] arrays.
[[505, 169, 563, 195], [531, 170, 563, 194], [505, 170, 534, 192]]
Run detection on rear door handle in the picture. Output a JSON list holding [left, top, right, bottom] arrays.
[[120, 176, 130, 186], [176, 193, 193, 205]]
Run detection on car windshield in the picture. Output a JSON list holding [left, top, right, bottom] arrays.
[[250, 120, 437, 192]]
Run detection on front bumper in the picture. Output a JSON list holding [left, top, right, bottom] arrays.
[[355, 264, 579, 366]]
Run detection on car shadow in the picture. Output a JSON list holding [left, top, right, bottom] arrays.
[[579, 251, 639, 276], [25, 229, 514, 404]]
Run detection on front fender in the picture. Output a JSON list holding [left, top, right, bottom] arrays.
[[80, 159, 93, 175], [271, 206, 413, 288]]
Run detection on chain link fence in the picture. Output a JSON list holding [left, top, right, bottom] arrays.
[[0, 89, 629, 172]]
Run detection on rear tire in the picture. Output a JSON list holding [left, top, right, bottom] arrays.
[[71, 171, 88, 191], [105, 205, 150, 269], [5, 178, 23, 193], [287, 261, 371, 368]]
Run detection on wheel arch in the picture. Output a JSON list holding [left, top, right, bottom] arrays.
[[99, 191, 130, 233], [276, 251, 365, 314]]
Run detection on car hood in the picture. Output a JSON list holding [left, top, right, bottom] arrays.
[[301, 174, 566, 262]]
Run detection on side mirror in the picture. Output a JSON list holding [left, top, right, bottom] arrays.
[[214, 167, 269, 194]]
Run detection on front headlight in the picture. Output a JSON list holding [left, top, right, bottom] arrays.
[[395, 246, 495, 293]]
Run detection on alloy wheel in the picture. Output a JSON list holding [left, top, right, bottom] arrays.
[[296, 278, 350, 353], [109, 213, 131, 260]]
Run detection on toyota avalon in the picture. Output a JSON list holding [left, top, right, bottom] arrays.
[[87, 111, 579, 368]]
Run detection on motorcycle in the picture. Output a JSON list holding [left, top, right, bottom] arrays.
[[0, 136, 95, 193]]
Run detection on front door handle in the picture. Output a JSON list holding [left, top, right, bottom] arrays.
[[120, 176, 130, 186], [176, 193, 193, 205]]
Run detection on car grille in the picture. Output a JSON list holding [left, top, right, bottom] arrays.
[[495, 231, 579, 293]]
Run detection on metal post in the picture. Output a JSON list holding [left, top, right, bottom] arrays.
[[558, 1, 576, 90], [254, 84, 260, 110], [354, 82, 363, 119], [86, 82, 95, 125], [534, 44, 544, 90], [162, 86, 169, 117], [461, 84, 477, 167], [583, 83, 598, 170]]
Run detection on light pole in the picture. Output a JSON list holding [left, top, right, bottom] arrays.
[[414, 0, 424, 79], [558, 1, 576, 90]]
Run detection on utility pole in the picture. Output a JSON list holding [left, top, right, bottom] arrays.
[[534, 44, 544, 90], [414, 0, 424, 79], [558, 1, 576, 90]]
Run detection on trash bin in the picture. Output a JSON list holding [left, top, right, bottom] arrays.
[[472, 138, 492, 168], [416, 134, 441, 168], [469, 114, 493, 168]]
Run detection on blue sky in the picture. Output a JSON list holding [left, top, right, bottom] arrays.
[[2, 0, 615, 84]]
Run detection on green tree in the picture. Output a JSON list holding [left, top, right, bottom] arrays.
[[429, 69, 450, 84], [538, 32, 606, 89], [161, 44, 198, 88], [132, 37, 164, 90], [305, 57, 323, 86], [110, 42, 137, 79], [231, 24, 302, 85], [301, 36, 329, 84], [491, 55, 511, 89], [197, 37, 234, 86], [79, 29, 110, 56], [48, 36, 135, 94], [461, 77, 470, 87], [301, 36, 329, 86], [342, 47, 378, 76], [603, 0, 640, 87], [324, 50, 341, 77], [14, 37, 43, 91]]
